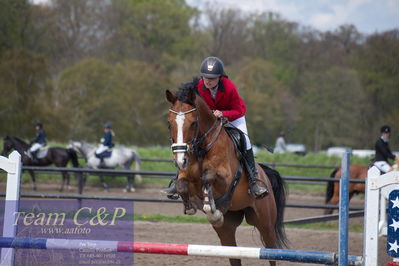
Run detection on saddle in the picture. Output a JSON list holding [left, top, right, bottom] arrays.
[[95, 150, 112, 159], [224, 124, 247, 158]]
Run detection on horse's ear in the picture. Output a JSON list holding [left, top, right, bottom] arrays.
[[165, 90, 177, 104]]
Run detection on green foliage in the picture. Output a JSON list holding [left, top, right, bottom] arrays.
[[0, 0, 30, 53], [0, 2, 397, 151], [51, 59, 172, 144], [295, 67, 370, 150], [0, 49, 51, 137], [233, 58, 296, 146]]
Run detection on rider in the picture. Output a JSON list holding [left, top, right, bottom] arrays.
[[373, 125, 396, 173], [274, 131, 287, 153], [95, 123, 114, 165], [29, 122, 47, 162], [163, 56, 269, 199]]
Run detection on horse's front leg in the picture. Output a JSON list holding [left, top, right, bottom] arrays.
[[98, 174, 109, 192], [29, 170, 37, 191], [123, 175, 135, 193], [176, 178, 197, 215], [202, 169, 224, 227]]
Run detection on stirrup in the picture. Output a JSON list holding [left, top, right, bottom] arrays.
[[248, 184, 268, 199], [160, 180, 179, 200], [248, 177, 269, 199]]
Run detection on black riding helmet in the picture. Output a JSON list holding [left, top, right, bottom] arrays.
[[200, 57, 225, 78], [381, 125, 391, 133], [35, 122, 43, 129]]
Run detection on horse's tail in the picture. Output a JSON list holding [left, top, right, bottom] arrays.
[[325, 168, 339, 204], [259, 163, 288, 248], [67, 148, 80, 168]]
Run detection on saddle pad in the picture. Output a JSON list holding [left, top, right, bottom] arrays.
[[95, 150, 112, 159], [37, 147, 49, 158]]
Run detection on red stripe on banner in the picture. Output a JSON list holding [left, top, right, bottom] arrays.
[[117, 242, 189, 255]]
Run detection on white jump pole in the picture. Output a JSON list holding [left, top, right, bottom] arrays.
[[0, 151, 22, 266]]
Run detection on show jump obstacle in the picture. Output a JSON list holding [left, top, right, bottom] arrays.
[[1, 150, 399, 265]]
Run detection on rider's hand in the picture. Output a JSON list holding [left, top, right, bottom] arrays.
[[213, 110, 223, 118]]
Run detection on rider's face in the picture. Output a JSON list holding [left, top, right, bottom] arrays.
[[382, 132, 390, 139], [203, 77, 219, 89]]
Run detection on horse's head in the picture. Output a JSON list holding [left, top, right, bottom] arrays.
[[2, 136, 11, 156], [67, 141, 82, 152], [166, 85, 198, 170]]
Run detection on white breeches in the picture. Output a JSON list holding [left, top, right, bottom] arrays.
[[374, 161, 391, 173], [96, 144, 109, 154], [30, 143, 44, 152], [229, 116, 252, 150]]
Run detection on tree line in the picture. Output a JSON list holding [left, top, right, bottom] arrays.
[[0, 0, 398, 150]]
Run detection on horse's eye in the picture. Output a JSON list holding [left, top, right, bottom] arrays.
[[190, 121, 198, 129]]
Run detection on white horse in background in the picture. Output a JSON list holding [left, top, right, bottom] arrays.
[[68, 141, 142, 192]]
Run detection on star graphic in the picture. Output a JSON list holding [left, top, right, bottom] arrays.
[[391, 197, 399, 209], [390, 218, 399, 232], [389, 240, 399, 253]]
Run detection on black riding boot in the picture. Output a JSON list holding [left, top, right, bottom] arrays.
[[99, 157, 106, 168], [245, 148, 269, 199], [31, 151, 39, 163], [160, 173, 179, 200]]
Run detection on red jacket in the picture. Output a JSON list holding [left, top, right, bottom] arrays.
[[197, 77, 246, 121]]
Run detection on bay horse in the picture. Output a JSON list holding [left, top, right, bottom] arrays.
[[1, 136, 81, 192], [165, 82, 287, 266], [67, 141, 142, 193], [324, 164, 368, 215]]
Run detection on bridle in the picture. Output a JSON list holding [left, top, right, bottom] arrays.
[[169, 106, 223, 157]]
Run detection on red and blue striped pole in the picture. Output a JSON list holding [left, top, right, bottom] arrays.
[[0, 237, 362, 265]]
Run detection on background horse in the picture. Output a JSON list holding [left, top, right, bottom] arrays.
[[1, 136, 81, 192], [68, 141, 142, 192], [324, 164, 368, 214], [166, 82, 287, 266]]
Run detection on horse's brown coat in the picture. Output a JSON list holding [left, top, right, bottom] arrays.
[[166, 87, 286, 266], [325, 164, 368, 215]]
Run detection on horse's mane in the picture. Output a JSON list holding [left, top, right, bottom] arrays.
[[10, 136, 28, 145], [175, 77, 200, 106]]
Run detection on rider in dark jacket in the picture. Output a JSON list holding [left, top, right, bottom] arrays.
[[29, 122, 47, 161], [373, 125, 396, 173], [95, 123, 114, 165]]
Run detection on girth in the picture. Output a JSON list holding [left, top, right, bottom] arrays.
[[214, 160, 243, 214]]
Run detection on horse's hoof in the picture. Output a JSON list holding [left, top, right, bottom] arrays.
[[184, 208, 196, 215], [207, 210, 224, 227], [212, 218, 224, 228], [203, 204, 211, 213]]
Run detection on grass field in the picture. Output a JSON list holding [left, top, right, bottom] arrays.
[[0, 143, 371, 189]]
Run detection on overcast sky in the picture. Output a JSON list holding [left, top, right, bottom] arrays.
[[187, 0, 399, 34]]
